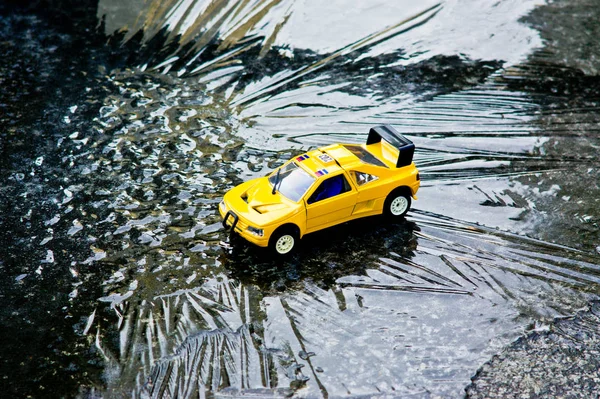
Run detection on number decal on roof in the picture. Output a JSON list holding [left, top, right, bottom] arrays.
[[317, 153, 333, 163]]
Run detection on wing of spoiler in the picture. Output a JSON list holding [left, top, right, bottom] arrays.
[[366, 124, 415, 168]]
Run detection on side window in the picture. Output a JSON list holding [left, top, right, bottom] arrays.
[[307, 174, 351, 204], [353, 171, 379, 186]]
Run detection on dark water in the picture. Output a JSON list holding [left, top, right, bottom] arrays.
[[1, 0, 599, 397]]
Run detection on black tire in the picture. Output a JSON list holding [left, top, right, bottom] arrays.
[[269, 226, 299, 256], [384, 189, 411, 218]]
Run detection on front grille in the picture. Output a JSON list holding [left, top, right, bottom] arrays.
[[224, 214, 249, 232], [235, 219, 248, 231]]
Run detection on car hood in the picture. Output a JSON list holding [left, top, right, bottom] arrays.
[[223, 177, 302, 226]]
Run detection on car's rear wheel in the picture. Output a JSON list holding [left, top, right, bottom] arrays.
[[269, 226, 299, 256], [384, 189, 411, 218]]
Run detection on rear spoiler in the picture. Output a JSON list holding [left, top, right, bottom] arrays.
[[366, 125, 415, 168]]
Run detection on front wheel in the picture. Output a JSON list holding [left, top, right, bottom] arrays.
[[384, 190, 411, 218], [269, 227, 299, 256]]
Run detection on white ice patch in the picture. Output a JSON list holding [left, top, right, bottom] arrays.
[[176, 133, 196, 153], [45, 215, 60, 226], [83, 248, 107, 264], [186, 272, 197, 284], [113, 225, 132, 235], [68, 220, 84, 236], [128, 280, 138, 291], [98, 291, 134, 306], [42, 250, 54, 263]]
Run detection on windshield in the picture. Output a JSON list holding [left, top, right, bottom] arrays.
[[269, 162, 315, 202]]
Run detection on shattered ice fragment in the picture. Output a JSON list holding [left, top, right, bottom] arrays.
[[109, 271, 125, 283], [34, 156, 44, 166], [190, 243, 208, 252], [179, 230, 195, 239], [200, 223, 221, 234], [279, 48, 293, 58], [82, 248, 106, 264], [82, 310, 95, 335], [596, 246, 600, 255], [15, 274, 27, 282], [113, 225, 132, 235], [42, 250, 55, 263], [99, 212, 116, 223], [138, 231, 165, 246], [98, 291, 134, 306], [186, 272, 197, 284], [177, 133, 196, 153], [68, 220, 83, 236]]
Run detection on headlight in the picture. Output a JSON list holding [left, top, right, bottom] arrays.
[[219, 200, 226, 211], [247, 226, 264, 237]]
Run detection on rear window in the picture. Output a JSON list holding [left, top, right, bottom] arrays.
[[344, 145, 388, 168]]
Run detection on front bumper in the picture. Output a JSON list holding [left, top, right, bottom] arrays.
[[219, 201, 270, 247]]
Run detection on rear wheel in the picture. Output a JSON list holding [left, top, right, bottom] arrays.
[[269, 227, 299, 256], [384, 189, 411, 218]]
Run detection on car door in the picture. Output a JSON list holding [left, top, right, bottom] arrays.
[[349, 170, 382, 215], [305, 172, 357, 232]]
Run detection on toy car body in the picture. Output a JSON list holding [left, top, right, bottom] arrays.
[[219, 125, 420, 255]]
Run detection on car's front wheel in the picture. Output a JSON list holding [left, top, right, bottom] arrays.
[[269, 226, 299, 256], [384, 189, 411, 218]]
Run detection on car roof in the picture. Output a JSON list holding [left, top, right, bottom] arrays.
[[295, 142, 400, 178], [294, 150, 343, 178], [293, 144, 364, 177]]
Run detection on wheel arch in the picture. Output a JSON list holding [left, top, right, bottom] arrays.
[[388, 185, 412, 199], [271, 223, 301, 239]]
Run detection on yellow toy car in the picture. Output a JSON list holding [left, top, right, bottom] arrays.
[[220, 125, 420, 255]]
